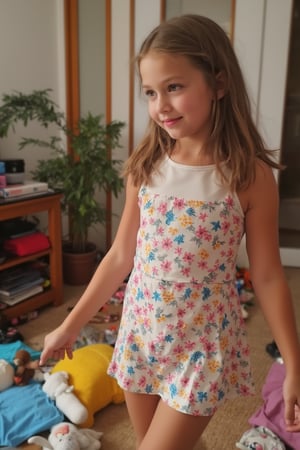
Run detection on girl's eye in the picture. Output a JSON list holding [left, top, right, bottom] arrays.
[[168, 84, 181, 92], [144, 89, 155, 98]]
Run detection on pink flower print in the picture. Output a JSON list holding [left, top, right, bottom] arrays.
[[229, 237, 236, 246], [197, 260, 208, 270], [225, 196, 234, 208], [138, 376, 147, 388], [177, 329, 187, 340], [173, 344, 184, 355], [183, 252, 194, 265], [162, 237, 173, 250], [158, 202, 168, 215], [181, 267, 191, 277], [203, 303, 211, 312], [240, 384, 251, 395], [174, 246, 183, 256], [184, 340, 196, 351], [161, 260, 172, 272], [221, 221, 230, 234], [174, 282, 185, 292], [209, 381, 218, 393], [233, 214, 241, 225], [166, 373, 175, 384], [152, 266, 159, 277], [157, 226, 164, 236], [207, 312, 216, 323], [195, 226, 212, 241], [177, 308, 186, 318], [173, 198, 185, 210], [199, 212, 208, 222], [200, 336, 217, 354], [123, 378, 134, 389], [181, 377, 190, 387]]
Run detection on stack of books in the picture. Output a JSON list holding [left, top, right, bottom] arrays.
[[0, 181, 49, 199], [0, 266, 45, 307]]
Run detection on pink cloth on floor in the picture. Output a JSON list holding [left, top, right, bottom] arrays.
[[249, 362, 300, 449]]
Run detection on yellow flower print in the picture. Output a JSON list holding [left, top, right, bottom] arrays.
[[153, 378, 161, 390], [220, 335, 228, 351], [187, 200, 204, 208], [145, 243, 151, 256], [124, 348, 132, 361], [208, 359, 220, 373], [162, 291, 175, 304], [168, 226, 179, 235], [213, 241, 221, 250], [134, 335, 145, 349], [176, 353, 189, 363], [193, 313, 204, 326], [199, 249, 209, 260], [179, 214, 193, 227], [212, 284, 222, 295], [148, 206, 155, 216], [230, 373, 238, 385]]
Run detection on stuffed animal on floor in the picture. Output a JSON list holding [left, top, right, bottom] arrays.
[[236, 425, 286, 449], [42, 371, 88, 425], [28, 421, 103, 450], [13, 349, 39, 385]]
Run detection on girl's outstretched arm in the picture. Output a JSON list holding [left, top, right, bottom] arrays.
[[40, 176, 140, 365], [241, 161, 300, 431]]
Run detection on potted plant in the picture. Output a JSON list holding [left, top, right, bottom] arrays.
[[0, 89, 125, 285]]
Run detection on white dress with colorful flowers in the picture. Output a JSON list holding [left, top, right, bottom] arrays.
[[108, 156, 255, 416]]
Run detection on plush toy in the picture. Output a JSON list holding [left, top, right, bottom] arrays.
[[28, 421, 102, 450], [236, 426, 286, 449], [13, 349, 39, 385], [0, 358, 14, 391], [42, 371, 88, 425]]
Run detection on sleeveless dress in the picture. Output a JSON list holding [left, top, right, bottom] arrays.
[[108, 156, 255, 416]]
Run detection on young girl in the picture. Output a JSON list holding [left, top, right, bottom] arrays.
[[40, 14, 300, 449]]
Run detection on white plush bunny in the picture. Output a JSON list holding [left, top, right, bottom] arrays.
[[28, 421, 102, 450], [42, 371, 88, 425]]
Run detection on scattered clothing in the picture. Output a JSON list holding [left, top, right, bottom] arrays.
[[236, 425, 286, 449], [249, 362, 300, 449]]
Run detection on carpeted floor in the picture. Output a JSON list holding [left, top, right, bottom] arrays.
[[16, 266, 300, 450]]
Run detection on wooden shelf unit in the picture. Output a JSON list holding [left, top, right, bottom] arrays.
[[0, 192, 63, 319]]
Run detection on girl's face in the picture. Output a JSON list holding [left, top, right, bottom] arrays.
[[140, 51, 215, 143]]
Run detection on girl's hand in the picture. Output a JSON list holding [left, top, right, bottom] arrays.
[[283, 375, 300, 432], [39, 325, 77, 366]]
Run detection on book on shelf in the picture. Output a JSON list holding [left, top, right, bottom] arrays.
[[0, 181, 48, 198], [0, 285, 44, 306], [0, 276, 45, 297]]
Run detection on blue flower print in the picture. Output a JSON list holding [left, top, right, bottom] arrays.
[[170, 383, 178, 398], [211, 220, 221, 231], [174, 234, 184, 244], [165, 210, 175, 225], [197, 391, 208, 403]]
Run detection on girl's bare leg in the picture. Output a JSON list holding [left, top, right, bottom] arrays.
[[124, 391, 212, 450], [124, 391, 161, 448], [139, 399, 212, 450]]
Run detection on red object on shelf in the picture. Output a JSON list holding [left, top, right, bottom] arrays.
[[3, 232, 50, 256]]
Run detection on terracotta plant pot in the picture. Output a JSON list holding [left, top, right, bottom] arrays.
[[62, 242, 98, 285]]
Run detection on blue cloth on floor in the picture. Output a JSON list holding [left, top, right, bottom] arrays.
[[0, 340, 40, 364], [0, 382, 64, 446]]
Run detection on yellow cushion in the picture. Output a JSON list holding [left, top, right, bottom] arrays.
[[51, 343, 124, 427]]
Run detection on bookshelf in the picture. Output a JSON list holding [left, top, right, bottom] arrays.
[[0, 192, 63, 318]]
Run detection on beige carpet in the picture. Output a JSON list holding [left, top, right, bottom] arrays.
[[16, 267, 300, 450]]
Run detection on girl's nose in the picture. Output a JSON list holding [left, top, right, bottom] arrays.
[[156, 94, 171, 113]]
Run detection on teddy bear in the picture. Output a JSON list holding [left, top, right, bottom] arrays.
[[13, 349, 40, 386], [42, 371, 88, 425], [28, 421, 102, 450]]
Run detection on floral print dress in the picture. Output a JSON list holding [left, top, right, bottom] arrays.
[[108, 157, 255, 416]]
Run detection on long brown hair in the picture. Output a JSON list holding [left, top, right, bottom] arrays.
[[124, 14, 281, 190]]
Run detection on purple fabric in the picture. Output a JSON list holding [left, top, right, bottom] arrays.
[[249, 362, 300, 448]]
